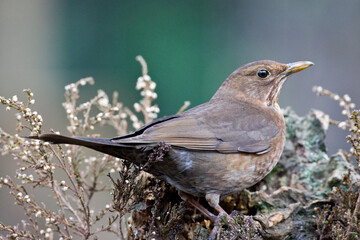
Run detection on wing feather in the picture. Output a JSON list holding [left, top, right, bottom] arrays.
[[112, 100, 280, 153]]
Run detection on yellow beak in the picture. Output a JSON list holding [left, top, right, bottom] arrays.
[[282, 61, 314, 77]]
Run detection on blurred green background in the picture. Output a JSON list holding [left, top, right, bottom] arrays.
[[1, 0, 360, 234]]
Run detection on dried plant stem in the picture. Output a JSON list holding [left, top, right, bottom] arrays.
[[135, 55, 148, 76], [345, 192, 360, 239], [177, 101, 191, 114], [49, 144, 92, 238]]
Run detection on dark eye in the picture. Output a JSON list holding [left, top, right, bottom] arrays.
[[257, 69, 270, 78]]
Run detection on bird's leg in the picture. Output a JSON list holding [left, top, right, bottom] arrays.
[[205, 193, 232, 222], [178, 191, 217, 222]]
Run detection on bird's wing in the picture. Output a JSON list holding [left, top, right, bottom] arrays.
[[111, 100, 280, 154]]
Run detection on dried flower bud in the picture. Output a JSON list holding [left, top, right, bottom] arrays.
[[136, 79, 146, 90], [134, 103, 142, 112], [133, 122, 141, 129], [338, 121, 347, 130], [149, 82, 156, 90], [130, 115, 138, 122], [143, 75, 151, 81], [120, 113, 127, 119], [98, 97, 109, 107], [35, 210, 42, 217], [343, 94, 351, 102]]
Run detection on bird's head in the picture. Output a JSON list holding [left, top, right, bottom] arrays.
[[212, 60, 314, 107]]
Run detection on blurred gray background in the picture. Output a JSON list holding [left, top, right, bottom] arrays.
[[1, 0, 359, 235]]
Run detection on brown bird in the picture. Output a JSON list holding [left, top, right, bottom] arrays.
[[29, 60, 313, 222]]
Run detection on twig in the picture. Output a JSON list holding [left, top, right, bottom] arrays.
[[345, 191, 360, 239]]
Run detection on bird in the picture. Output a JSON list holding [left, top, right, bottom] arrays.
[[29, 60, 313, 223]]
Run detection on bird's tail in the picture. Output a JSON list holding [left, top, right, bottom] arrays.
[[27, 134, 132, 160]]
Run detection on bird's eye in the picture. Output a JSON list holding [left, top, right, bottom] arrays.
[[257, 69, 270, 78]]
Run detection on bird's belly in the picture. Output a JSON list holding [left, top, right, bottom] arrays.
[[154, 142, 284, 196]]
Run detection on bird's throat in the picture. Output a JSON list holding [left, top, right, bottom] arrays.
[[266, 79, 286, 107]]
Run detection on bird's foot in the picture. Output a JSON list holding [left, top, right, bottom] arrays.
[[209, 212, 241, 240], [178, 191, 241, 238], [210, 200, 240, 231]]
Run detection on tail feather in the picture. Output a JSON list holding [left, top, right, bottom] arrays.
[[28, 134, 115, 146], [27, 134, 131, 160]]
